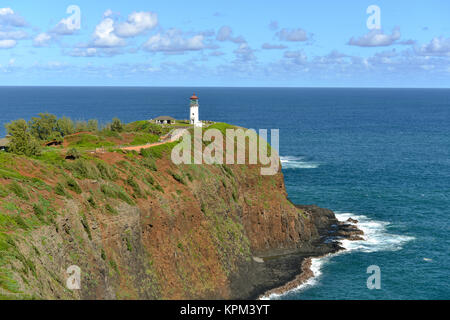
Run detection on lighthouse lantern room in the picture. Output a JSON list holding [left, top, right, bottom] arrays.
[[189, 93, 202, 127]]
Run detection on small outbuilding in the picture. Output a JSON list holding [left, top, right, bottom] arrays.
[[154, 116, 176, 125]]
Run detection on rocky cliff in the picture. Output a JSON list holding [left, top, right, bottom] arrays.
[[0, 128, 346, 300]]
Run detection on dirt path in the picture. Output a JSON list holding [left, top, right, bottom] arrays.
[[120, 128, 189, 152]]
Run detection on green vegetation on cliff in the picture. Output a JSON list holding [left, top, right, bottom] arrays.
[[0, 115, 310, 300]]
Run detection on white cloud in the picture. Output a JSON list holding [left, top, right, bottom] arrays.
[[0, 39, 16, 49], [115, 11, 158, 37], [415, 37, 450, 57], [216, 26, 245, 44], [143, 29, 204, 53], [276, 28, 308, 42], [0, 7, 27, 27], [33, 33, 52, 47], [0, 8, 14, 15], [52, 17, 78, 35], [348, 28, 401, 47], [269, 21, 279, 31], [68, 47, 98, 57], [234, 43, 256, 62], [92, 17, 125, 48], [103, 9, 113, 18], [0, 29, 27, 40], [262, 43, 287, 50], [283, 50, 308, 64]]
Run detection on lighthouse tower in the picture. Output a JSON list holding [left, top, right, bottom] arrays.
[[189, 93, 202, 127]]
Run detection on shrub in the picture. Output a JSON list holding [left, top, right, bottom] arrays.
[[81, 214, 92, 240], [96, 162, 118, 180], [154, 184, 164, 193], [65, 148, 81, 160], [0, 185, 10, 197], [87, 196, 97, 208], [168, 170, 186, 185], [54, 182, 68, 197], [140, 157, 157, 171], [126, 176, 143, 198], [110, 118, 123, 133], [32, 203, 47, 223], [105, 204, 117, 215], [6, 119, 42, 156], [100, 184, 116, 198], [101, 183, 134, 205], [66, 177, 82, 194], [185, 172, 193, 182], [12, 215, 28, 230], [8, 182, 29, 200], [64, 159, 100, 179], [145, 175, 154, 185]]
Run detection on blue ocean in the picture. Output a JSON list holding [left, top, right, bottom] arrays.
[[1, 87, 449, 300]]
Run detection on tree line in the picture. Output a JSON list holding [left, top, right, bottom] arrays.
[[4, 113, 124, 156]]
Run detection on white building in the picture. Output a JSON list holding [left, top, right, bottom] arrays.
[[189, 93, 202, 127]]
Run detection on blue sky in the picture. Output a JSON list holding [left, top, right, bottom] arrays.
[[0, 0, 449, 87]]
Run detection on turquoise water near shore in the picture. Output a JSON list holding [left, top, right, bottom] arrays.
[[1, 87, 449, 299]]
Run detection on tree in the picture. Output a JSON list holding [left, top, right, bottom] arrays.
[[110, 118, 123, 132], [57, 116, 74, 136], [87, 119, 98, 132], [29, 113, 58, 141], [74, 120, 88, 133], [6, 119, 42, 156]]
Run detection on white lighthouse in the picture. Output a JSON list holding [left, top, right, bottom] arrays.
[[189, 93, 202, 127]]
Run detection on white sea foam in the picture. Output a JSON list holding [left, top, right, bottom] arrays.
[[334, 213, 415, 253], [264, 212, 415, 299], [280, 156, 320, 169]]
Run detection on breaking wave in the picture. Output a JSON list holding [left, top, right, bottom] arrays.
[[280, 156, 320, 169], [265, 212, 415, 299]]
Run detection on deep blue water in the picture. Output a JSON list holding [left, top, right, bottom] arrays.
[[1, 87, 449, 299]]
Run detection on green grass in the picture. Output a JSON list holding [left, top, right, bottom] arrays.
[[0, 168, 26, 180], [81, 214, 92, 240], [167, 170, 186, 185], [126, 176, 143, 198], [8, 182, 29, 200], [140, 157, 157, 171], [54, 182, 69, 198], [96, 161, 118, 180], [34, 149, 64, 165], [64, 159, 101, 180], [100, 183, 134, 205], [0, 185, 10, 197], [140, 141, 178, 159], [205, 122, 236, 135], [129, 133, 159, 146], [65, 177, 82, 194], [68, 133, 116, 149], [87, 195, 97, 208], [105, 204, 117, 215]]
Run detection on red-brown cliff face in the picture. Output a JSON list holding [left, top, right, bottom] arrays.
[[0, 137, 337, 300]]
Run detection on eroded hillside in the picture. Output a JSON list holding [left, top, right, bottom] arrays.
[[0, 122, 327, 299]]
